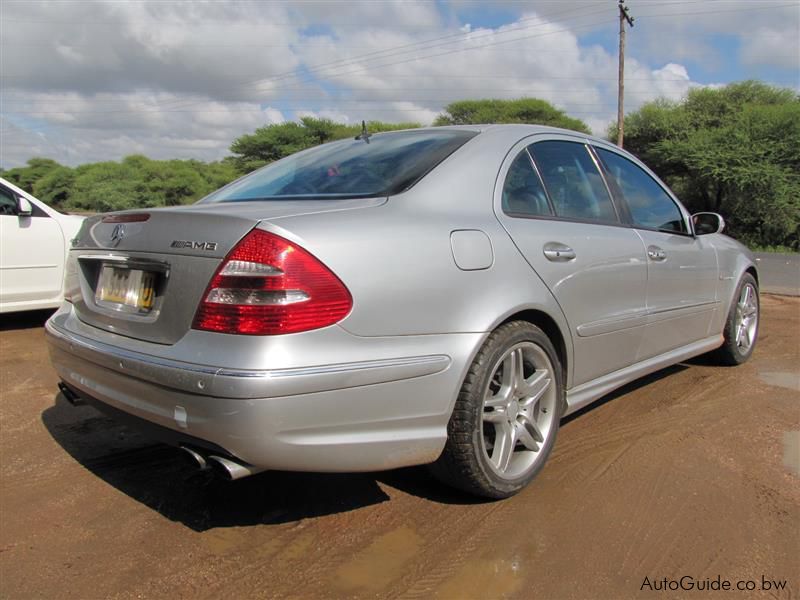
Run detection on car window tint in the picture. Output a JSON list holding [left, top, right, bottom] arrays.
[[0, 187, 17, 216], [501, 150, 552, 217], [202, 130, 478, 202], [596, 147, 687, 233], [530, 141, 617, 223]]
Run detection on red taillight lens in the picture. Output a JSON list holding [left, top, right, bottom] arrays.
[[192, 229, 352, 335], [101, 213, 150, 223]]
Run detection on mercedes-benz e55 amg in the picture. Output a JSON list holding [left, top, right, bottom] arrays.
[[47, 125, 759, 498]]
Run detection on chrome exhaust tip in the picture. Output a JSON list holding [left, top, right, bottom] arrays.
[[207, 455, 264, 481], [179, 445, 209, 470], [58, 381, 85, 406]]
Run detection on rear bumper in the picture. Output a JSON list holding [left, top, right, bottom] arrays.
[[45, 306, 483, 472]]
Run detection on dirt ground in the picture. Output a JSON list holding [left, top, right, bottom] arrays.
[[1, 296, 798, 599]]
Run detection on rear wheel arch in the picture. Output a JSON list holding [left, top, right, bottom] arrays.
[[431, 319, 564, 497], [498, 309, 569, 392]]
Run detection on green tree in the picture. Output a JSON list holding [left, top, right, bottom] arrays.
[[434, 98, 591, 134], [229, 117, 420, 173], [33, 166, 76, 209], [616, 81, 800, 249], [2, 158, 63, 193], [3, 155, 239, 213], [63, 155, 240, 212], [230, 121, 314, 173], [198, 158, 241, 196]]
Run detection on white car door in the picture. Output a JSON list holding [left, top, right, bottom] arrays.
[[0, 184, 67, 310]]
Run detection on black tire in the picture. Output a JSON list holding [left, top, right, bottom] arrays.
[[710, 273, 759, 366], [430, 321, 564, 499]]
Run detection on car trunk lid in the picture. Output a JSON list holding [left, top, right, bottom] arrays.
[[67, 198, 383, 344]]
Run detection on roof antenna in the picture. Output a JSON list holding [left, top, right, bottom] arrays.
[[355, 120, 371, 143]]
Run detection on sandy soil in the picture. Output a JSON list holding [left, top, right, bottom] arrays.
[[1, 296, 798, 599]]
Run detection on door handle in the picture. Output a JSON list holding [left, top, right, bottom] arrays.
[[543, 242, 576, 262], [647, 245, 667, 261]]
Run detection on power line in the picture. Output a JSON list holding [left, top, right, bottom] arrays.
[[2, 2, 796, 138], [144, 5, 614, 114], [130, 1, 798, 115], [1, 7, 621, 124], [149, 17, 619, 116]]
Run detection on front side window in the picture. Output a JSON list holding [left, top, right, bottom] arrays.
[[0, 186, 17, 215], [529, 141, 618, 223], [596, 147, 687, 234], [202, 130, 478, 202], [501, 149, 552, 217]]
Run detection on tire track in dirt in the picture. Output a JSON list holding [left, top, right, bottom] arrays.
[[2, 298, 798, 599]]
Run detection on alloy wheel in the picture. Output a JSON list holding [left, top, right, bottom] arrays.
[[734, 282, 758, 354], [480, 342, 558, 479]]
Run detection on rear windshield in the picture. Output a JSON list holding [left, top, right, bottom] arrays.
[[202, 129, 478, 202]]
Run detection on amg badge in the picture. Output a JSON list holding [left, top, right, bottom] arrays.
[[170, 240, 218, 251]]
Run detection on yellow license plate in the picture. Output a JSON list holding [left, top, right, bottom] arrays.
[[95, 266, 156, 313]]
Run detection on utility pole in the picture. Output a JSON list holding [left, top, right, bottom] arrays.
[[617, 0, 634, 148]]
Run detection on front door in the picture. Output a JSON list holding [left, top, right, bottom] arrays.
[[0, 185, 65, 308]]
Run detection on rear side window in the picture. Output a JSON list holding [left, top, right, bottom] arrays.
[[501, 149, 552, 217], [596, 147, 687, 234], [530, 141, 618, 223], [202, 130, 478, 202]]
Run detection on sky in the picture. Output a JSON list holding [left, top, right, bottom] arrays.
[[1, 0, 798, 168]]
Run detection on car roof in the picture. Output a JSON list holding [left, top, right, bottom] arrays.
[[381, 123, 613, 147]]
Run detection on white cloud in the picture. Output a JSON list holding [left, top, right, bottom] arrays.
[[1, 0, 796, 168], [741, 26, 800, 70], [1, 91, 277, 165]]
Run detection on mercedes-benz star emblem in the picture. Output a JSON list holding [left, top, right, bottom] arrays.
[[109, 224, 125, 247]]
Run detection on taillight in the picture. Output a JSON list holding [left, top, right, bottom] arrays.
[[192, 229, 352, 335]]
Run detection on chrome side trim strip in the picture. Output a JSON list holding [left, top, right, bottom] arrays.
[[646, 299, 719, 317], [576, 301, 720, 337], [45, 319, 451, 399], [576, 311, 649, 337], [564, 334, 723, 416]]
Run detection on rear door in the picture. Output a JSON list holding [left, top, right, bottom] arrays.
[[495, 136, 648, 387], [594, 146, 719, 359]]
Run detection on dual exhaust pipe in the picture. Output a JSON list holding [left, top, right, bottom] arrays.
[[58, 381, 260, 481], [180, 445, 264, 481], [58, 382, 85, 406]]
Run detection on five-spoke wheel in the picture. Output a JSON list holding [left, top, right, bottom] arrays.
[[430, 321, 563, 498], [481, 343, 557, 479], [734, 282, 758, 354], [711, 272, 759, 366]]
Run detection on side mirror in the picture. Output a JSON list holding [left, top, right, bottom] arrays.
[[16, 196, 33, 217], [692, 212, 725, 235]]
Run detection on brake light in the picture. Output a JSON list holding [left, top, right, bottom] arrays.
[[192, 229, 352, 335], [101, 213, 150, 223]]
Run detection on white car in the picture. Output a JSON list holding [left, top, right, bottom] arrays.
[[0, 177, 85, 313]]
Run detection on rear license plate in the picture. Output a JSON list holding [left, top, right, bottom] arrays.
[[95, 266, 156, 313]]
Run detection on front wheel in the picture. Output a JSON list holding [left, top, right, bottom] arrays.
[[711, 273, 759, 366], [430, 321, 564, 499]]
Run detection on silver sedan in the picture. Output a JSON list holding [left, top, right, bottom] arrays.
[[46, 125, 759, 498]]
